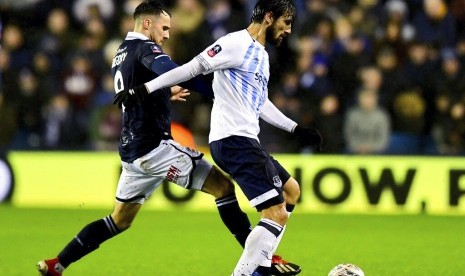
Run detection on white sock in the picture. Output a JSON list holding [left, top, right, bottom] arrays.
[[258, 211, 291, 267], [232, 218, 282, 275]]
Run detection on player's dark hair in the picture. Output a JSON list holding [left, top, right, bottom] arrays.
[[251, 0, 296, 23], [133, 0, 171, 19]]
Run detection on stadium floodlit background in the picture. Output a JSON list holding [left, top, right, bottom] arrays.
[[1, 0, 465, 275]]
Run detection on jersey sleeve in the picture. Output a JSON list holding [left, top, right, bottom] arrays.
[[139, 41, 176, 76], [196, 34, 243, 73]]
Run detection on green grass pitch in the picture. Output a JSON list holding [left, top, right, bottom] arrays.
[[1, 206, 464, 275]]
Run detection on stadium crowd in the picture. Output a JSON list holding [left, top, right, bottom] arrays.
[[0, 0, 464, 155]]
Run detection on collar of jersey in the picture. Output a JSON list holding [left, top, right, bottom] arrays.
[[126, 32, 150, 41]]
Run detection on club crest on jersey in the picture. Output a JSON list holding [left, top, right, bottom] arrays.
[[207, 44, 222, 57], [151, 45, 162, 53], [272, 176, 282, 188]]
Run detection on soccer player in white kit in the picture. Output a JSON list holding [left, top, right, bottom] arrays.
[[114, 0, 323, 275]]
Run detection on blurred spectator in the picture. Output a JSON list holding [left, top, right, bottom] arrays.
[[296, 13, 335, 67], [72, 0, 115, 25], [450, 0, 465, 39], [347, 0, 379, 39], [300, 54, 334, 102], [432, 89, 465, 156], [31, 51, 60, 98], [344, 88, 391, 154], [89, 103, 121, 151], [457, 38, 465, 66], [412, 0, 456, 49], [0, 93, 17, 154], [330, 19, 372, 108], [90, 72, 119, 148], [298, 0, 332, 37], [43, 94, 73, 149], [0, 41, 22, 152], [60, 53, 98, 149], [446, 102, 465, 154], [375, 46, 408, 109], [401, 40, 436, 94], [167, 0, 213, 64], [34, 8, 75, 73], [401, 42, 437, 137], [375, 0, 414, 62], [117, 13, 136, 39], [387, 88, 431, 154], [1, 23, 31, 71], [376, 0, 414, 45], [313, 94, 344, 153], [205, 0, 247, 40], [433, 49, 465, 103], [10, 69, 46, 149]]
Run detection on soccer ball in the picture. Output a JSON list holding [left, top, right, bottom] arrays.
[[328, 263, 365, 276]]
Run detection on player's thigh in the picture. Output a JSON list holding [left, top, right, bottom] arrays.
[[135, 139, 210, 190], [210, 136, 285, 211], [282, 177, 300, 204], [269, 156, 300, 204], [115, 160, 164, 204]]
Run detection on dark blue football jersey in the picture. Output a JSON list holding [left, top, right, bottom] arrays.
[[111, 33, 173, 163]]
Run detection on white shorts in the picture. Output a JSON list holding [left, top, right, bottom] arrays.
[[115, 139, 212, 204]]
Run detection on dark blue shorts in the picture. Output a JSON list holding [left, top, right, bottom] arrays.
[[210, 136, 290, 211]]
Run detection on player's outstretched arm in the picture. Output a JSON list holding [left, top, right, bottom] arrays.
[[113, 58, 208, 108], [145, 58, 206, 93], [260, 99, 297, 132]]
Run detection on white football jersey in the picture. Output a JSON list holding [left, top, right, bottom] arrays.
[[196, 30, 270, 143]]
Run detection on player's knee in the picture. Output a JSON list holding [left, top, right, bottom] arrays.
[[271, 208, 289, 226], [262, 203, 288, 226], [217, 172, 235, 197], [111, 213, 134, 231], [203, 166, 235, 198], [113, 218, 133, 231]]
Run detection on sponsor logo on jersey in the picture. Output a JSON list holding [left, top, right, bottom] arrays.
[[207, 44, 222, 57], [166, 165, 181, 183]]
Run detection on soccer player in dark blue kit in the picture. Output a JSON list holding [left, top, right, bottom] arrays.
[[37, 1, 300, 275]]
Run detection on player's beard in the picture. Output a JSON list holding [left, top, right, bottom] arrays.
[[266, 24, 284, 46]]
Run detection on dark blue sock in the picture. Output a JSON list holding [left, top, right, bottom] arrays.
[[215, 193, 252, 248], [58, 215, 120, 267], [286, 204, 295, 213]]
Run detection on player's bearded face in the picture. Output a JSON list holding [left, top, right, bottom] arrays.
[[266, 23, 284, 46], [266, 16, 291, 46]]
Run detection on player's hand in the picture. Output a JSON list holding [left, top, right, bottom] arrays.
[[113, 84, 148, 108], [170, 86, 190, 102], [293, 125, 323, 151]]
